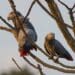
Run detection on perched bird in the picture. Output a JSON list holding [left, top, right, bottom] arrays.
[[44, 33, 73, 61], [7, 11, 37, 57]]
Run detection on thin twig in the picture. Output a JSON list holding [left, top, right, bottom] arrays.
[[72, 3, 75, 10], [24, 0, 36, 20], [73, 10, 75, 13], [65, 23, 73, 29], [23, 57, 45, 75], [0, 26, 13, 32], [58, 0, 75, 24], [37, 64, 45, 75], [35, 0, 56, 19], [12, 58, 23, 71], [23, 56, 37, 69], [29, 52, 75, 73], [58, 0, 75, 35], [0, 16, 14, 29], [58, 0, 70, 10], [56, 61, 75, 69]]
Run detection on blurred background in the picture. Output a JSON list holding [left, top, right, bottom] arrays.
[[0, 0, 75, 75]]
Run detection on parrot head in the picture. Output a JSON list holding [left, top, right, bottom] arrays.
[[7, 11, 24, 29], [45, 33, 55, 41], [7, 11, 23, 21]]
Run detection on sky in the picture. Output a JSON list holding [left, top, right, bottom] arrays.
[[0, 0, 75, 75]]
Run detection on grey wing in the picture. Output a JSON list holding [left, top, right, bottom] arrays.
[[53, 39, 72, 58], [24, 18, 37, 41], [18, 28, 37, 48], [24, 18, 36, 32], [25, 28, 37, 42]]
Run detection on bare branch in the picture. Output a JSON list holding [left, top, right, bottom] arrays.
[[73, 10, 75, 13], [29, 52, 75, 73], [12, 58, 23, 72], [0, 26, 13, 32], [65, 23, 73, 29], [24, 0, 36, 20], [23, 57, 45, 75], [58, 0, 75, 35], [35, 0, 56, 19], [72, 3, 75, 10], [58, 0, 70, 10], [23, 57, 37, 69], [37, 64, 45, 75], [56, 61, 75, 69], [0, 16, 14, 29]]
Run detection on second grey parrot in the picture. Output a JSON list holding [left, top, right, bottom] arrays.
[[7, 11, 37, 56], [44, 33, 73, 61]]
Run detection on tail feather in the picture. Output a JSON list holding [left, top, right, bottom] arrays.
[[65, 54, 73, 61], [19, 50, 28, 57], [19, 44, 37, 57]]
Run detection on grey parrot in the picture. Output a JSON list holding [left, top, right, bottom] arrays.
[[7, 11, 37, 56], [44, 33, 73, 61]]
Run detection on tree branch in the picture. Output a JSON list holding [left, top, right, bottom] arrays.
[[58, 0, 70, 10], [35, 0, 56, 19], [24, 0, 36, 20], [36, 0, 72, 29], [65, 23, 73, 29], [37, 64, 45, 75], [23, 57, 37, 69], [72, 3, 75, 10], [73, 10, 75, 13], [12, 58, 23, 72], [58, 0, 75, 35], [23, 57, 45, 75], [0, 26, 13, 32], [29, 52, 75, 73], [0, 16, 14, 29], [56, 60, 75, 69]]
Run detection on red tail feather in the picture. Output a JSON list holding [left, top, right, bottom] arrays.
[[19, 50, 28, 57], [19, 46, 37, 57]]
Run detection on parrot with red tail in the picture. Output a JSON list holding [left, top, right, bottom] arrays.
[[7, 11, 37, 57]]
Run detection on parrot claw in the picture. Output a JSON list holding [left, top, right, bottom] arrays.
[[33, 45, 37, 51], [48, 55, 53, 59], [53, 56, 59, 62]]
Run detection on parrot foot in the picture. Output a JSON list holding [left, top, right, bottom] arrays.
[[53, 56, 59, 62], [32, 45, 37, 51], [48, 55, 53, 59]]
